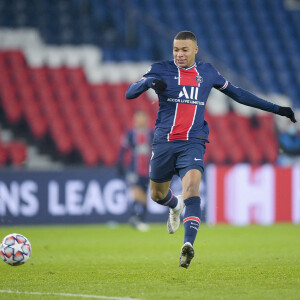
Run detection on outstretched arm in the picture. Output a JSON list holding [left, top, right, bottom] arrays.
[[126, 77, 167, 99], [211, 64, 297, 123], [220, 82, 297, 123], [126, 77, 155, 99]]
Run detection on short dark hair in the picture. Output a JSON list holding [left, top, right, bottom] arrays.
[[174, 31, 197, 43]]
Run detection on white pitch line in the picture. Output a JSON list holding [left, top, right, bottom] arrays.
[[0, 290, 144, 300]]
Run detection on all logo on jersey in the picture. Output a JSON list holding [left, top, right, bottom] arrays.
[[179, 86, 199, 100], [195, 75, 203, 84]]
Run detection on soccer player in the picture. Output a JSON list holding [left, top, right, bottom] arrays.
[[125, 31, 297, 268], [117, 110, 153, 232]]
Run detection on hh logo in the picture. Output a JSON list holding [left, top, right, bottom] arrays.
[[179, 86, 199, 100]]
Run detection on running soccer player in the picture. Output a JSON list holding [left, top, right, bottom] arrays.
[[117, 110, 153, 232], [125, 31, 297, 268]]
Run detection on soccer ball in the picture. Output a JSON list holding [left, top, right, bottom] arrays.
[[0, 233, 32, 266]]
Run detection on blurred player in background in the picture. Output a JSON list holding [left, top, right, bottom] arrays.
[[277, 120, 300, 165], [117, 110, 153, 232], [126, 31, 297, 268]]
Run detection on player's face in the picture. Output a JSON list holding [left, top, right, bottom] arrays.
[[173, 39, 198, 68], [134, 112, 148, 129]]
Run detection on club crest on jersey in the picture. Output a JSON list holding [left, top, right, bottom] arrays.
[[195, 75, 203, 84]]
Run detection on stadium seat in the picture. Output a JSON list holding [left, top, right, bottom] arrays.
[[0, 144, 8, 166], [2, 0, 298, 166], [0, 45, 281, 167], [6, 141, 27, 166]]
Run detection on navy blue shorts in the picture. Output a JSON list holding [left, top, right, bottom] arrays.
[[149, 140, 206, 183]]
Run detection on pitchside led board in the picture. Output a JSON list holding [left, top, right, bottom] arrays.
[[206, 164, 300, 225], [0, 168, 203, 225], [0, 165, 299, 226]]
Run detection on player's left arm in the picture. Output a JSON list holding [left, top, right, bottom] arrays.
[[221, 82, 296, 123], [211, 65, 297, 123]]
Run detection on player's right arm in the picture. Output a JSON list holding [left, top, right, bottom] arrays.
[[125, 63, 167, 99]]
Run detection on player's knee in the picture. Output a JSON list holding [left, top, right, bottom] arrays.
[[150, 188, 165, 202]]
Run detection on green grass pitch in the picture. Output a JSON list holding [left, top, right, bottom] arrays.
[[0, 224, 299, 300]]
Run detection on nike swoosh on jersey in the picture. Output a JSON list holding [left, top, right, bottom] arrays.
[[194, 158, 202, 161]]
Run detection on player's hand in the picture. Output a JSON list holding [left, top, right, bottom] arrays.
[[277, 107, 297, 123], [151, 79, 167, 94]]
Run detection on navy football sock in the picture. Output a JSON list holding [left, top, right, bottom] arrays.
[[156, 189, 178, 209], [132, 201, 147, 221], [183, 197, 201, 245]]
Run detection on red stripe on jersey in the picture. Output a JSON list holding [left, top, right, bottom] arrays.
[[168, 103, 196, 141], [136, 131, 150, 177], [137, 155, 149, 177], [183, 216, 201, 224], [179, 66, 199, 86], [168, 66, 199, 141]]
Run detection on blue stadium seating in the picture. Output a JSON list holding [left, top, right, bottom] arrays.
[[0, 0, 299, 108]]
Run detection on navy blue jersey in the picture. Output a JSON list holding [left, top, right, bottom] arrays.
[[119, 128, 154, 177], [126, 60, 280, 144]]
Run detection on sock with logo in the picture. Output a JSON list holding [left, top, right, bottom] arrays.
[[183, 197, 201, 245], [156, 189, 178, 209]]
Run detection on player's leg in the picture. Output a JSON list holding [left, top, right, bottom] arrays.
[[176, 141, 206, 268], [150, 179, 184, 233], [129, 185, 149, 231], [150, 179, 176, 206], [177, 142, 204, 244], [149, 143, 180, 210], [151, 180, 185, 234], [182, 169, 202, 244], [132, 178, 148, 222], [132, 186, 147, 222], [179, 168, 202, 268], [150, 179, 170, 200]]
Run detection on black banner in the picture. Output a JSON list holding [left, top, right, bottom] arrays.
[[0, 168, 207, 225], [0, 168, 171, 225]]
